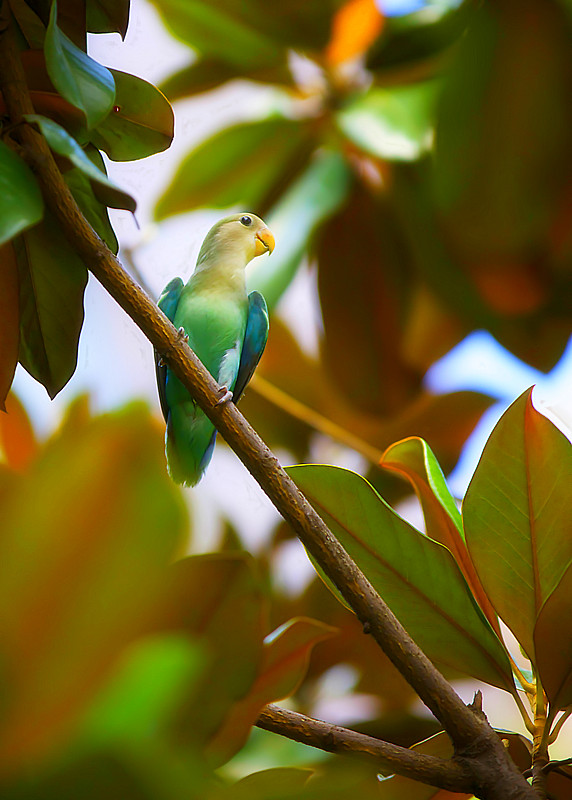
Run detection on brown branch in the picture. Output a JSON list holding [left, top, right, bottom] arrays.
[[0, 9, 536, 798], [256, 704, 473, 791]]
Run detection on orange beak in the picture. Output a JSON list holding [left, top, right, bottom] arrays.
[[254, 227, 275, 256]]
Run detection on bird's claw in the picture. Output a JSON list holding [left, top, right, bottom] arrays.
[[177, 326, 189, 343], [214, 386, 233, 407]]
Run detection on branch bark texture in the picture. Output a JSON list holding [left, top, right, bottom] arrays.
[[0, 10, 536, 799]]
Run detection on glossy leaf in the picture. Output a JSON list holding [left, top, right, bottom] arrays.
[[0, 139, 44, 246], [249, 150, 352, 310], [0, 244, 20, 409], [148, 0, 283, 69], [464, 388, 572, 661], [535, 563, 572, 708], [87, 0, 130, 37], [155, 116, 311, 221], [90, 69, 174, 161], [287, 464, 514, 691], [14, 209, 88, 397], [0, 393, 38, 471], [64, 166, 119, 253], [45, 1, 115, 128], [0, 403, 187, 775], [207, 617, 336, 765], [337, 82, 438, 161], [380, 436, 500, 634]]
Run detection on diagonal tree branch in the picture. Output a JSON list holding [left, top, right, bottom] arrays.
[[0, 9, 535, 798], [256, 704, 473, 791]]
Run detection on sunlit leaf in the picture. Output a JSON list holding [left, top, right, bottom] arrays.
[[535, 563, 572, 708], [249, 150, 352, 310], [90, 69, 174, 161], [464, 388, 572, 662], [155, 117, 312, 221], [380, 436, 500, 634], [0, 403, 187, 775], [0, 244, 20, 409], [87, 0, 130, 37], [0, 140, 44, 246], [326, 0, 384, 65], [14, 209, 88, 397], [287, 464, 515, 692], [24, 114, 135, 214], [337, 82, 438, 161], [45, 1, 115, 128], [0, 393, 38, 470], [207, 618, 336, 766]]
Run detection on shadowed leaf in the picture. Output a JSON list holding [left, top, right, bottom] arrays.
[[464, 388, 572, 661], [287, 464, 514, 692], [535, 563, 572, 708], [219, 768, 313, 799], [87, 0, 130, 37], [0, 140, 43, 246], [0, 244, 20, 408]]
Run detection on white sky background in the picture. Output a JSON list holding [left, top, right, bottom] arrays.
[[10, 0, 572, 754]]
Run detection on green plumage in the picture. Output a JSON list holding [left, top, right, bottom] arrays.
[[156, 213, 273, 486]]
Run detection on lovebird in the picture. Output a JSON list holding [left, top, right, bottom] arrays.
[[155, 213, 274, 486]]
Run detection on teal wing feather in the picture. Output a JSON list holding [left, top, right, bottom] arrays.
[[155, 277, 183, 422], [233, 291, 269, 402]]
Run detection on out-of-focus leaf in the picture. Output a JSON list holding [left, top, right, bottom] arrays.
[[24, 114, 136, 213], [337, 82, 437, 161], [64, 166, 118, 253], [299, 760, 388, 800], [535, 563, 572, 708], [87, 0, 130, 37], [434, 0, 572, 257], [218, 768, 313, 800], [147, 0, 284, 69], [90, 69, 174, 161], [9, 0, 46, 48], [380, 437, 500, 634], [287, 465, 515, 691], [0, 403, 187, 776], [0, 140, 44, 246], [325, 0, 384, 65], [376, 732, 473, 799], [207, 618, 336, 766], [155, 117, 312, 221], [13, 209, 88, 397], [161, 58, 293, 102], [464, 388, 572, 662], [0, 245, 20, 409], [45, 1, 115, 128], [161, 554, 267, 755], [249, 150, 351, 310], [0, 393, 38, 470], [317, 186, 420, 416]]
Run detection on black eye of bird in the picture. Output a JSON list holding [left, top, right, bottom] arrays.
[[240, 215, 252, 226]]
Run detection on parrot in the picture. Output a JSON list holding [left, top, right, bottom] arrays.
[[155, 213, 274, 486]]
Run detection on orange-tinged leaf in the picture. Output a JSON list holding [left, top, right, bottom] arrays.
[[464, 388, 572, 662], [534, 563, 572, 708], [326, 0, 384, 66], [0, 393, 38, 470], [206, 617, 336, 766], [0, 245, 20, 409], [381, 436, 500, 635]]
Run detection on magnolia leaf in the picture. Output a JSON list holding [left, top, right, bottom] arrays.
[[0, 140, 44, 246], [87, 0, 130, 37], [534, 562, 572, 709], [0, 244, 20, 409], [45, 1, 115, 128]]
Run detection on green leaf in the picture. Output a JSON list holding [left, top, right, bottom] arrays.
[[0, 140, 44, 245], [0, 402, 187, 774], [87, 0, 130, 38], [64, 166, 119, 253], [147, 0, 283, 69], [535, 562, 572, 708], [221, 768, 313, 800], [14, 209, 88, 397], [161, 58, 293, 102], [380, 437, 501, 636], [287, 464, 515, 692], [248, 150, 351, 310], [154, 116, 311, 221], [45, 1, 115, 128], [24, 114, 135, 212], [464, 388, 572, 662], [0, 247, 21, 409], [337, 82, 438, 162], [90, 69, 174, 161]]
